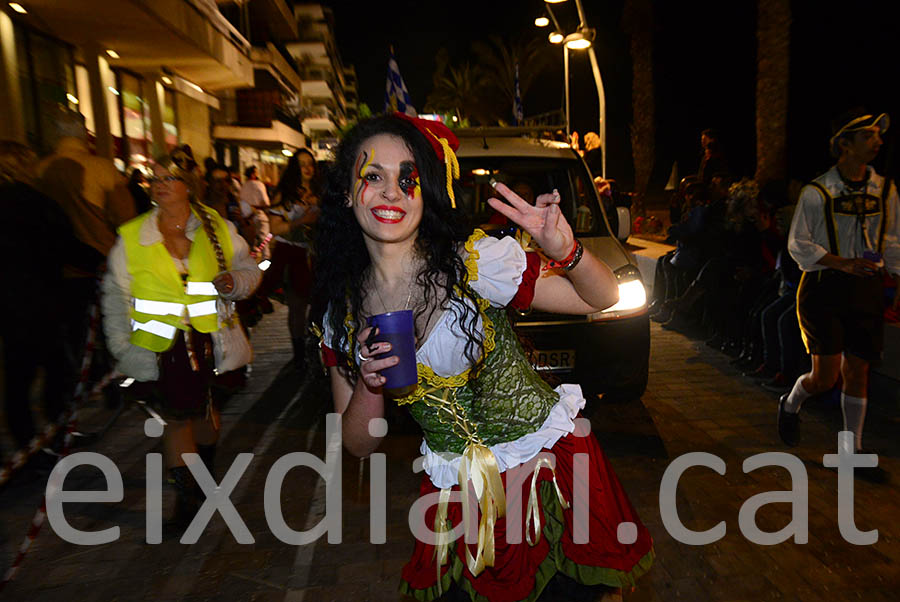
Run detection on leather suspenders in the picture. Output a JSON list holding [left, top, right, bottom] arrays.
[[806, 177, 890, 256], [807, 181, 839, 256]]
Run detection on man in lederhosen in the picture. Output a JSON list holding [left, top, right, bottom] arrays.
[[778, 109, 900, 481]]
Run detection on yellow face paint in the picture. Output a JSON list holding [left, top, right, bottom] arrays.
[[353, 148, 376, 204]]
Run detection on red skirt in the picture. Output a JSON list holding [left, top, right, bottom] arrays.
[[400, 429, 654, 601]]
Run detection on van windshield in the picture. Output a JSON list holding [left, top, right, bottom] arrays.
[[456, 158, 610, 237]]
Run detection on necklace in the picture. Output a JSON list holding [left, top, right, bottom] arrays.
[[372, 275, 413, 314]]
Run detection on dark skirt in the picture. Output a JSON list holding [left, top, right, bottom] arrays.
[[130, 329, 215, 419]]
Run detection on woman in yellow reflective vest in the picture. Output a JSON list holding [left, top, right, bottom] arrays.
[[102, 149, 261, 528]]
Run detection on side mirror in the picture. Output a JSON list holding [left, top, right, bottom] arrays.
[[615, 207, 631, 241]]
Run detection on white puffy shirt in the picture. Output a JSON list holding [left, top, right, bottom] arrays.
[[325, 235, 588, 488]]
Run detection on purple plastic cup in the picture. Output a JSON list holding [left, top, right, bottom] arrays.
[[863, 250, 884, 269], [366, 310, 418, 395]]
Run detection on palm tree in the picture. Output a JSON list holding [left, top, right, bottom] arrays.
[[470, 35, 552, 120], [755, 0, 791, 184], [623, 0, 655, 195], [425, 60, 493, 124]]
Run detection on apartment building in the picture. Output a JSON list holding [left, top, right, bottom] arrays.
[[287, 3, 359, 160], [0, 0, 252, 171]]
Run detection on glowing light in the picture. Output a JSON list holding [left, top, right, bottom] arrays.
[[106, 49, 120, 59], [534, 17, 549, 27], [161, 76, 173, 85], [472, 169, 491, 176], [8, 3, 27, 14], [108, 86, 120, 96], [66, 93, 79, 105], [544, 0, 568, 3], [451, 115, 459, 122], [548, 32, 564, 44], [565, 38, 592, 50], [602, 280, 647, 313], [282, 148, 293, 157], [258, 259, 271, 271]]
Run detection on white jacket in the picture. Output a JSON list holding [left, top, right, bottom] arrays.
[[101, 207, 262, 381]]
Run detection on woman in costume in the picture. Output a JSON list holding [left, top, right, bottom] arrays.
[[102, 149, 261, 526], [316, 114, 653, 601], [259, 149, 321, 368]]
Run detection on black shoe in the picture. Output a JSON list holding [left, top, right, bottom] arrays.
[[777, 394, 800, 447]]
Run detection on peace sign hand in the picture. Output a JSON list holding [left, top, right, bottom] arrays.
[[487, 181, 575, 261]]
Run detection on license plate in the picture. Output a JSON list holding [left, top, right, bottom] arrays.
[[528, 349, 576, 372]]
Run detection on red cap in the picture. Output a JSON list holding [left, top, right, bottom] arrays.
[[392, 112, 459, 160]]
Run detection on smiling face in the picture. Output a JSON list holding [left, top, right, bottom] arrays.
[[150, 164, 190, 208], [349, 134, 423, 245]]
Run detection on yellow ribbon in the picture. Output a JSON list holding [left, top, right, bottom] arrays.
[[433, 487, 452, 595], [458, 443, 506, 577], [524, 457, 570, 546], [427, 132, 460, 208]]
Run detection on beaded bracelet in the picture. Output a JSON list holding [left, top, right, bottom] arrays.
[[542, 239, 584, 271]]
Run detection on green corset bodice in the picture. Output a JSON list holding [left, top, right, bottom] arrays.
[[401, 305, 560, 455]]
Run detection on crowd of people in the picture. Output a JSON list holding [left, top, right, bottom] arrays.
[[650, 162, 808, 395], [647, 115, 900, 482], [5, 104, 899, 598], [0, 125, 322, 508], [1, 113, 657, 600]]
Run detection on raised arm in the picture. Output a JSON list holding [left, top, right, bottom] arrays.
[[487, 182, 619, 314]]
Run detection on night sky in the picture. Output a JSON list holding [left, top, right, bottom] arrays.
[[324, 0, 900, 191]]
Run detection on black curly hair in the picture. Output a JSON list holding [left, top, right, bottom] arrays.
[[313, 114, 484, 379]]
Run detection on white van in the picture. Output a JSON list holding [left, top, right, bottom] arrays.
[[455, 128, 650, 402]]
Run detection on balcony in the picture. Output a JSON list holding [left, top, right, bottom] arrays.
[[301, 80, 334, 102], [18, 0, 254, 90]]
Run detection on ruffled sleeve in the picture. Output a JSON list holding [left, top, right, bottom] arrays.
[[464, 231, 528, 307]]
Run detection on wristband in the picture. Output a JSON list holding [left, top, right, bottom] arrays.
[[543, 239, 583, 271]]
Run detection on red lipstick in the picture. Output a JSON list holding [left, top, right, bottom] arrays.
[[371, 205, 406, 224]]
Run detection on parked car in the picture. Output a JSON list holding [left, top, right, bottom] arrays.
[[455, 127, 650, 402]]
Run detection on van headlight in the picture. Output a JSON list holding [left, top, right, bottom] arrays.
[[603, 279, 647, 312], [589, 266, 646, 317]]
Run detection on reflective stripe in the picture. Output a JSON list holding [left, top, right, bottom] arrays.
[[186, 300, 217, 318], [185, 281, 217, 296], [131, 319, 178, 339], [134, 299, 185, 316]]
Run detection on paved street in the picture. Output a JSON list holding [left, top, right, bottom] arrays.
[[2, 304, 899, 601]]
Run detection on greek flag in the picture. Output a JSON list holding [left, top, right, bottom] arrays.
[[513, 63, 524, 125], [384, 47, 416, 116]]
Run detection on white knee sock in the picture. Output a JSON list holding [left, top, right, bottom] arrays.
[[784, 376, 811, 413], [841, 393, 868, 452]]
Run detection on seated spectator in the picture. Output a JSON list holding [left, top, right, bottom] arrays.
[[698, 128, 730, 185]]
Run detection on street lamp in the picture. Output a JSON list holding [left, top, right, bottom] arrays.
[[534, 16, 550, 27], [564, 28, 594, 50], [537, 0, 606, 177]]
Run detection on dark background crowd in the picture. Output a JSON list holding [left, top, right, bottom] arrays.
[[645, 128, 898, 397]]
